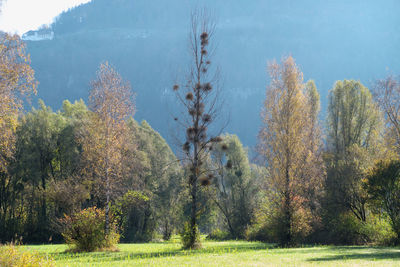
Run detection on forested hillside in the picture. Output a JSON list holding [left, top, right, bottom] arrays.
[[25, 0, 400, 147]]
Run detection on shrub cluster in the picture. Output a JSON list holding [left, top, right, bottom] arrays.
[[180, 222, 201, 249], [61, 207, 119, 252], [206, 229, 231, 241]]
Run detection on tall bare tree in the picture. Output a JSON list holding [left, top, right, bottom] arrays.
[[258, 56, 323, 246], [85, 62, 135, 235], [172, 10, 223, 249]]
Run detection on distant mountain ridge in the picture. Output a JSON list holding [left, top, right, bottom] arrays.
[[25, 0, 400, 149]]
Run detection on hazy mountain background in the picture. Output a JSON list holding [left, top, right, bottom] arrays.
[[24, 0, 400, 149]]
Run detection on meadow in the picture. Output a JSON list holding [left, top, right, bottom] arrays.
[[21, 237, 400, 267]]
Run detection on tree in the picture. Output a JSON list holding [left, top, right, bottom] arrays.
[[120, 119, 183, 242], [133, 120, 183, 240], [112, 190, 151, 243], [47, 100, 90, 228], [85, 62, 135, 236], [13, 100, 64, 241], [373, 76, 400, 156], [325, 80, 383, 222], [0, 34, 36, 241], [327, 80, 382, 158], [258, 56, 322, 246], [211, 134, 257, 239], [365, 160, 400, 242], [0, 33, 37, 173], [172, 10, 223, 249], [323, 80, 385, 244], [302, 80, 325, 225], [8, 100, 89, 242]]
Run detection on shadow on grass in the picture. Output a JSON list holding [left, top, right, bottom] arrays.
[[49, 242, 274, 262], [308, 247, 400, 262]]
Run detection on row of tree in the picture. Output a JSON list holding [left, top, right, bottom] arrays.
[[0, 31, 264, 245], [256, 56, 400, 246], [1, 13, 400, 248]]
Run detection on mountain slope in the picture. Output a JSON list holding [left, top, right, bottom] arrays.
[[25, 0, 400, 148]]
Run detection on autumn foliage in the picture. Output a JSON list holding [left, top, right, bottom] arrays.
[[61, 207, 119, 252]]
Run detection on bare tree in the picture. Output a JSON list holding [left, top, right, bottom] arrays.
[[172, 10, 224, 249], [85, 62, 135, 235]]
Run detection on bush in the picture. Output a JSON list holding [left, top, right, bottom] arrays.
[[245, 222, 269, 242], [361, 213, 397, 245], [245, 217, 281, 243], [180, 222, 201, 249], [206, 229, 231, 241], [320, 211, 397, 245], [61, 207, 119, 252], [0, 244, 54, 267]]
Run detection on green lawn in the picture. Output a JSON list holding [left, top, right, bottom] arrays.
[[22, 238, 400, 266]]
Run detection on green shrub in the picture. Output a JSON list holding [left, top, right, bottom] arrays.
[[0, 244, 54, 267], [245, 207, 288, 244], [206, 229, 231, 241], [245, 218, 280, 243], [360, 213, 397, 245], [322, 212, 367, 244], [180, 222, 201, 249], [61, 207, 119, 252], [321, 211, 396, 245], [245, 222, 269, 242]]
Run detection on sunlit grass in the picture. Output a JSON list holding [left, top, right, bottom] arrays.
[[22, 236, 400, 266]]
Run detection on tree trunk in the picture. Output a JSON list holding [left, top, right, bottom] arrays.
[[105, 133, 110, 236], [105, 164, 110, 236], [190, 175, 197, 247], [283, 158, 292, 246]]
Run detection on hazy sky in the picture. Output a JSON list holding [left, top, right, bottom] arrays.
[[0, 0, 91, 34]]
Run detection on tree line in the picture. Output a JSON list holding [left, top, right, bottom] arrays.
[[1, 12, 400, 249]]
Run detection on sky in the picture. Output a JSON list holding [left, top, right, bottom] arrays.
[[0, 0, 91, 35]]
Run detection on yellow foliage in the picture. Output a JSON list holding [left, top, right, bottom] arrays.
[[0, 33, 37, 172], [0, 244, 54, 267], [259, 56, 324, 244]]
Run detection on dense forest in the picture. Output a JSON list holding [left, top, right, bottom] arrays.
[[1, 4, 400, 250]]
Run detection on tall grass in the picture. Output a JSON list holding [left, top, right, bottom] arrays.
[[0, 243, 55, 267]]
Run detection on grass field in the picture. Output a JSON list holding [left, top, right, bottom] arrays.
[[22, 237, 400, 266]]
